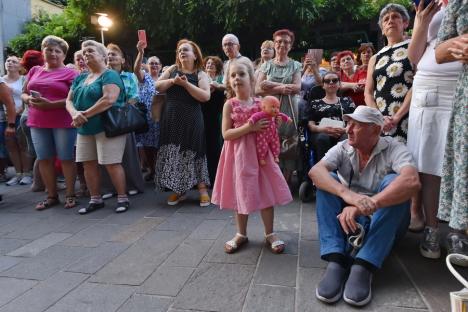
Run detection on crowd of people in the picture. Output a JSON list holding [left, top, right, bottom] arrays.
[[0, 0, 466, 308]]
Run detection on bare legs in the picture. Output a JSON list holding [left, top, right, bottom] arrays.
[[84, 160, 126, 197]]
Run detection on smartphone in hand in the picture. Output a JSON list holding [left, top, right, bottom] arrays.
[[138, 30, 147, 47], [30, 90, 41, 98]]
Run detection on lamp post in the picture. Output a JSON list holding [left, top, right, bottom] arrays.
[[96, 13, 113, 45]]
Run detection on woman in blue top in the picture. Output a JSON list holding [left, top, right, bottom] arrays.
[[99, 43, 145, 200], [65, 40, 128, 214]]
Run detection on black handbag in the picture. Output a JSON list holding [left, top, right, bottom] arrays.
[[102, 73, 148, 138]]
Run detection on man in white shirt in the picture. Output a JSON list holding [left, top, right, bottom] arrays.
[[221, 34, 252, 87], [309, 106, 420, 307]]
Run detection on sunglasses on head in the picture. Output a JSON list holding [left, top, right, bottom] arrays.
[[323, 78, 339, 84]]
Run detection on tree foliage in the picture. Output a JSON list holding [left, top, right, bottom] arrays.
[[8, 0, 412, 61]]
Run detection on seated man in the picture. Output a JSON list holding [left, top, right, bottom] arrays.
[[309, 106, 420, 307]]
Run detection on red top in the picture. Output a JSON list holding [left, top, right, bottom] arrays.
[[340, 69, 367, 106]]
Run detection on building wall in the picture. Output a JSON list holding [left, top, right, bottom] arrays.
[[31, 0, 63, 16]]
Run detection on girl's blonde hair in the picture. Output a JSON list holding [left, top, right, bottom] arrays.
[[225, 58, 256, 99]]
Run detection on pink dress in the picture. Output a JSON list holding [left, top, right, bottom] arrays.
[[211, 98, 293, 215]]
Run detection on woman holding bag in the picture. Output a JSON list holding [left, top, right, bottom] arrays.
[[255, 29, 301, 185], [65, 40, 129, 214]]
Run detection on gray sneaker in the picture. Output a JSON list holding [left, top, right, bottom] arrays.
[[420, 227, 440, 259], [6, 175, 22, 186], [446, 233, 468, 267]]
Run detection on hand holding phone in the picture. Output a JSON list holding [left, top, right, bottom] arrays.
[[30, 90, 41, 98], [138, 30, 147, 49], [413, 0, 433, 9]]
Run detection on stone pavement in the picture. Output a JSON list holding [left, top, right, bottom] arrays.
[[0, 181, 466, 312]]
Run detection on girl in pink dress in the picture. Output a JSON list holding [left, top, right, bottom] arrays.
[[211, 58, 292, 254]]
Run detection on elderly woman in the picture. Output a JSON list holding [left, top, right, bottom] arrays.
[[337, 50, 367, 106], [356, 43, 376, 72], [434, 0, 467, 265], [406, 0, 461, 259], [65, 40, 128, 214], [364, 4, 414, 143], [21, 35, 78, 210], [134, 41, 160, 181], [73, 50, 88, 73], [256, 29, 302, 185], [303, 71, 355, 162], [0, 76, 17, 183], [203, 55, 224, 185], [155, 39, 211, 206], [329, 52, 341, 73], [2, 56, 33, 186], [254, 40, 275, 75], [99, 43, 145, 199]]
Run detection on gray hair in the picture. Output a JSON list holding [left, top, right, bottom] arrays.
[[81, 40, 107, 61], [41, 35, 69, 54], [378, 3, 410, 30], [222, 34, 240, 45], [74, 50, 83, 58], [147, 56, 161, 65]]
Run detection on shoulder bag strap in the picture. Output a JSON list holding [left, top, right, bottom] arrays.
[[285, 95, 298, 131]]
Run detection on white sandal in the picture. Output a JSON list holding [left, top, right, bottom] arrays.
[[265, 232, 285, 254], [224, 233, 248, 254]]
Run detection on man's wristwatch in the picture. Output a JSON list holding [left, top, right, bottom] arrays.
[[7, 123, 16, 129]]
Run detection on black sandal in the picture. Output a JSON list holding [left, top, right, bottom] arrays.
[[115, 201, 129, 213], [35, 196, 59, 211], [78, 202, 105, 215]]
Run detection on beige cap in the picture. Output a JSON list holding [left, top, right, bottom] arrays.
[[343, 106, 384, 128]]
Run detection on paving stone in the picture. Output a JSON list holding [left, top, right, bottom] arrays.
[[204, 226, 263, 265], [145, 207, 177, 218], [90, 230, 187, 285], [164, 239, 213, 267], [278, 231, 299, 255], [157, 213, 205, 232], [61, 224, 123, 248], [274, 208, 301, 233], [7, 233, 72, 257], [299, 240, 326, 268], [371, 254, 428, 309], [0, 238, 30, 255], [110, 218, 164, 244], [0, 214, 45, 236], [301, 218, 319, 241], [254, 251, 297, 287], [117, 294, 173, 312], [56, 219, 100, 234], [65, 242, 129, 274], [0, 272, 88, 312], [205, 207, 233, 220], [100, 205, 155, 225], [173, 263, 255, 312], [176, 204, 214, 214], [0, 256, 21, 272], [45, 282, 134, 312], [0, 277, 37, 307], [139, 265, 194, 297], [4, 217, 70, 240], [188, 220, 228, 240], [243, 284, 295, 312], [0, 245, 91, 280]]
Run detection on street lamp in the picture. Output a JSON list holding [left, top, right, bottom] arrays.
[[96, 13, 113, 45]]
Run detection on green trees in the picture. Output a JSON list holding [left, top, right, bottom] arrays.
[[8, 0, 412, 59]]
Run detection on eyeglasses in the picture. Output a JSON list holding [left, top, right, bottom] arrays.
[[222, 42, 237, 48], [274, 40, 291, 45], [323, 78, 339, 84], [148, 62, 160, 65]]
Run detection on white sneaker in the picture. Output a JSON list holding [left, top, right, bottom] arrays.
[[420, 227, 440, 259], [19, 175, 33, 185], [6, 175, 22, 186], [446, 233, 468, 267]]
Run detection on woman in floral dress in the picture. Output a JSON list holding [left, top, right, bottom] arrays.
[[364, 4, 414, 143], [434, 0, 467, 265]]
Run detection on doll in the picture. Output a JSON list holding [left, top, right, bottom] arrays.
[[249, 96, 292, 165]]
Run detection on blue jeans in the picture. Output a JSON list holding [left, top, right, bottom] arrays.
[[316, 173, 410, 269], [30, 127, 77, 160]]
